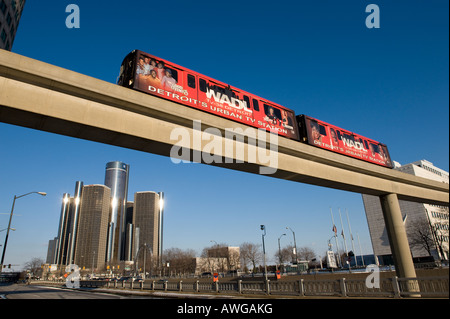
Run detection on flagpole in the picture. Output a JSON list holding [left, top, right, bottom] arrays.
[[346, 209, 358, 267], [357, 232, 365, 267], [338, 208, 349, 262], [330, 207, 342, 268]]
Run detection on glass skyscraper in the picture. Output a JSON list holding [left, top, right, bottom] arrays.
[[0, 0, 26, 50], [104, 161, 129, 262]]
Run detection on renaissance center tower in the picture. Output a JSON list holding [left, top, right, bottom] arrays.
[[104, 161, 130, 262]]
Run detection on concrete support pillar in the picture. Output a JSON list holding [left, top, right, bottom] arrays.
[[379, 193, 417, 279], [380, 194, 421, 297]]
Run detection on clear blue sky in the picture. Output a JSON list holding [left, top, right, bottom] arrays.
[[0, 0, 448, 270]]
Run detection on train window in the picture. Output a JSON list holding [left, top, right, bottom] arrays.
[[319, 124, 326, 136], [199, 78, 207, 92], [264, 104, 282, 121], [243, 95, 251, 109], [369, 143, 379, 154], [252, 99, 260, 111], [188, 74, 196, 89], [309, 120, 326, 137], [165, 67, 178, 82], [364, 140, 369, 150]]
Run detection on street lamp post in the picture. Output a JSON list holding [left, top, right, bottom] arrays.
[[1, 191, 46, 272], [277, 233, 286, 271], [286, 227, 298, 272], [260, 225, 268, 282]]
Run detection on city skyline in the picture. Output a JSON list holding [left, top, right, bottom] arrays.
[[0, 0, 448, 270], [46, 161, 164, 272]]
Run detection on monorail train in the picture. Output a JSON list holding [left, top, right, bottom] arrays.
[[118, 50, 393, 169]]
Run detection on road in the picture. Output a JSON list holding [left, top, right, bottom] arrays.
[[0, 283, 145, 299]]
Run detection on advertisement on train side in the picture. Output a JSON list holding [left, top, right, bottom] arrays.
[[303, 116, 393, 168], [132, 51, 299, 140]]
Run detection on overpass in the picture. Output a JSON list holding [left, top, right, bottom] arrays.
[[0, 50, 448, 281]]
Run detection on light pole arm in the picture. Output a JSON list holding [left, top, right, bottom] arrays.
[[15, 191, 46, 199], [1, 192, 46, 271]]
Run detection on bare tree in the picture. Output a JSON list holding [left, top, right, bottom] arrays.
[[275, 245, 295, 265], [298, 246, 316, 262], [163, 248, 196, 276], [409, 218, 448, 260], [240, 242, 262, 273], [23, 257, 45, 276], [409, 219, 435, 256]]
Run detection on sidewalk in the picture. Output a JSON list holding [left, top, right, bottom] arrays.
[[61, 285, 351, 299]]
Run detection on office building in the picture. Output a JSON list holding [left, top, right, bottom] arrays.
[[46, 237, 58, 264], [132, 192, 161, 265], [104, 161, 129, 262], [207, 246, 240, 271], [193, 247, 240, 275], [74, 184, 111, 271], [362, 160, 449, 264], [0, 0, 26, 50]]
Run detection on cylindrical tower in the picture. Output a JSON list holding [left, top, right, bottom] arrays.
[[55, 193, 70, 265], [104, 161, 129, 262], [157, 191, 164, 265], [68, 181, 83, 264]]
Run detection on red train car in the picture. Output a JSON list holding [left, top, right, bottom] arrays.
[[296, 114, 393, 168], [117, 50, 393, 168], [117, 50, 299, 140]]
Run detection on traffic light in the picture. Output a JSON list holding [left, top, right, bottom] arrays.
[[8, 264, 11, 268]]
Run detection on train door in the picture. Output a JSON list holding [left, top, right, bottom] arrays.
[[327, 125, 343, 152], [182, 72, 198, 109]]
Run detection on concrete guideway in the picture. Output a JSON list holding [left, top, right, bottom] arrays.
[[0, 50, 447, 205], [0, 50, 448, 284]]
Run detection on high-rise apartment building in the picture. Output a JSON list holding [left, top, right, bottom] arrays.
[[0, 0, 25, 50], [104, 161, 129, 262], [132, 192, 161, 265], [362, 160, 449, 264], [74, 184, 111, 271]]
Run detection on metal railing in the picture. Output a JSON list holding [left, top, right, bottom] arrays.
[[32, 276, 449, 298]]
